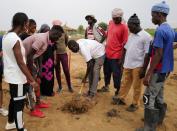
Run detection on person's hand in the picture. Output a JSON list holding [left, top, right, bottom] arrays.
[[30, 81, 39, 91], [143, 72, 152, 86], [139, 68, 146, 79], [118, 59, 123, 65], [82, 77, 87, 83], [0, 51, 3, 57], [36, 77, 41, 84]]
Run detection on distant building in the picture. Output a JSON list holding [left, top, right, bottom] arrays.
[[63, 24, 77, 35]]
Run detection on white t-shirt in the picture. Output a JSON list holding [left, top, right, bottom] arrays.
[[2, 32, 27, 84], [77, 39, 105, 62], [123, 30, 152, 69]]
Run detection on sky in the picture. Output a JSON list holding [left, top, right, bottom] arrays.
[[0, 0, 177, 30]]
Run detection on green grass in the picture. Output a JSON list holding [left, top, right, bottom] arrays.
[[0, 31, 6, 36], [145, 28, 155, 36]]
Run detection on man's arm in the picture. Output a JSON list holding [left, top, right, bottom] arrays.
[[143, 48, 163, 86], [174, 43, 177, 49], [120, 25, 129, 64], [174, 32, 177, 49], [26, 48, 36, 73], [65, 34, 69, 46], [53, 43, 57, 65], [82, 59, 95, 83], [139, 53, 150, 79], [85, 29, 87, 39], [0, 51, 2, 57]]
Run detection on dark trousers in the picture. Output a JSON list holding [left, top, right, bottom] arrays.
[[8, 83, 27, 131], [103, 57, 122, 92], [55, 53, 71, 89]]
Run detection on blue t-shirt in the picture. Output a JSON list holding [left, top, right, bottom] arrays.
[[152, 23, 175, 73]]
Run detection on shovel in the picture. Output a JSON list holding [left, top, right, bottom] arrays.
[[75, 83, 86, 100]]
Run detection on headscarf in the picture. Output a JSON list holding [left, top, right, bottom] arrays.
[[52, 19, 62, 26], [112, 8, 123, 18], [151, 1, 170, 15]]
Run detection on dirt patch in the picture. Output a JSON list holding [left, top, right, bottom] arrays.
[[170, 74, 177, 80], [61, 95, 97, 114], [106, 109, 120, 117]]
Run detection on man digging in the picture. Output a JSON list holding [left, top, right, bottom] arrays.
[[68, 39, 105, 100]]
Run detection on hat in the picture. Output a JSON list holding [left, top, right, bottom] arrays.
[[128, 14, 140, 24], [85, 15, 97, 23], [112, 8, 123, 18], [151, 1, 170, 15], [52, 19, 62, 26]]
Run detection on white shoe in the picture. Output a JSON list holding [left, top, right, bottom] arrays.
[[24, 129, 27, 131], [5, 122, 16, 130], [0, 108, 8, 116]]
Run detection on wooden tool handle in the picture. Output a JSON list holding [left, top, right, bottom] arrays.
[[79, 83, 85, 94]]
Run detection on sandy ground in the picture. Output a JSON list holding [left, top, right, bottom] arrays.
[[0, 50, 177, 131]]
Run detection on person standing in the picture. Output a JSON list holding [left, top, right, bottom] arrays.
[[136, 1, 175, 131], [22, 25, 62, 114], [85, 15, 106, 43], [19, 19, 44, 118], [112, 14, 152, 112], [53, 22, 73, 93], [0, 35, 8, 117], [68, 39, 105, 99], [98, 8, 128, 95], [3, 12, 38, 131], [39, 24, 57, 96]]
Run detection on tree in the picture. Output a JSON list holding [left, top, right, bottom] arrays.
[[98, 22, 108, 31], [77, 25, 84, 34]]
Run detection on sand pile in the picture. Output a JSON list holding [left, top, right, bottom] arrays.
[[61, 95, 96, 114]]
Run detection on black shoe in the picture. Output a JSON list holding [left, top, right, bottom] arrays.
[[97, 86, 109, 93], [115, 90, 119, 96], [68, 87, 74, 93], [136, 108, 159, 131], [86, 93, 95, 101], [126, 104, 138, 112], [112, 97, 126, 105]]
